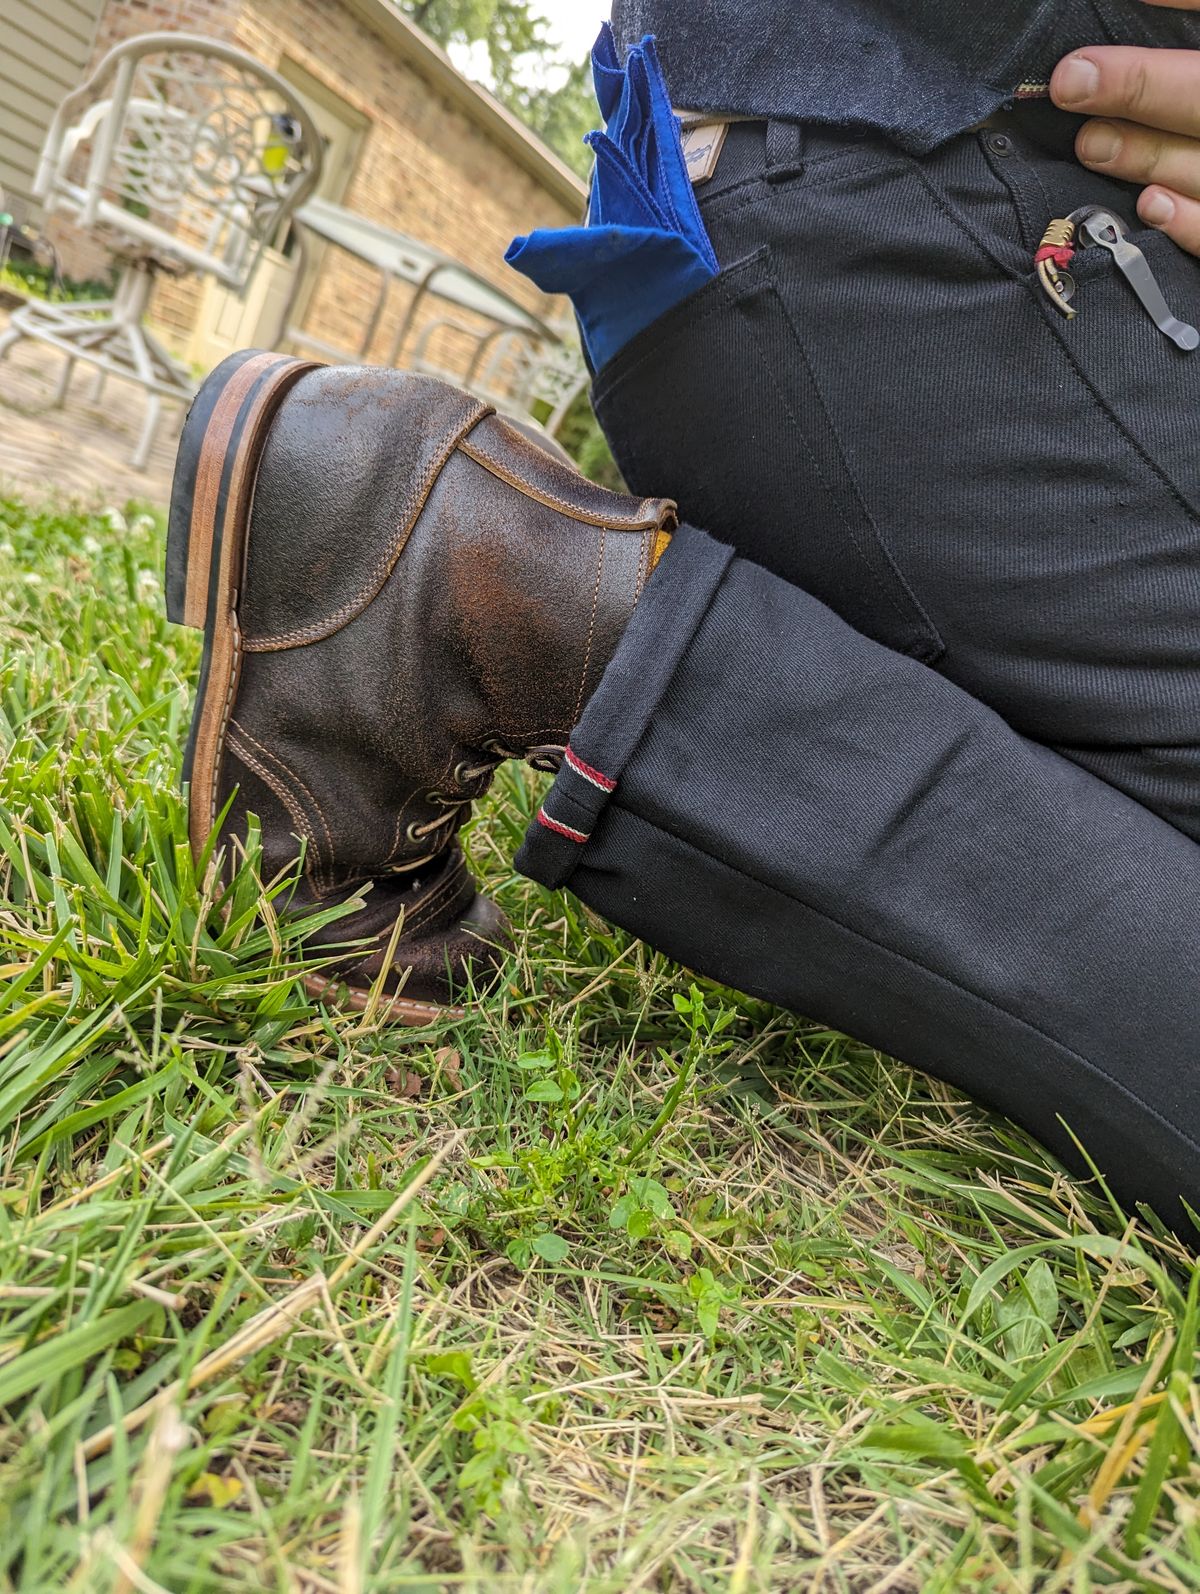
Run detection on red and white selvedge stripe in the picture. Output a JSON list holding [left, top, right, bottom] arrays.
[[537, 809, 592, 843], [536, 748, 617, 844], [563, 747, 617, 792]]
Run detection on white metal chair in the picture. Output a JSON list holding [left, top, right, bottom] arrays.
[[409, 317, 589, 443], [0, 33, 321, 468]]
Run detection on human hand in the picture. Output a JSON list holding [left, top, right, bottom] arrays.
[[1051, 0, 1200, 255]]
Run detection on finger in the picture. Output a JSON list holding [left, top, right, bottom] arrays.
[[1139, 1, 1200, 10], [1136, 185, 1200, 254], [1076, 118, 1200, 199], [1051, 48, 1200, 140]]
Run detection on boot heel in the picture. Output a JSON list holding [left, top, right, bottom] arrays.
[[166, 350, 319, 630], [170, 350, 320, 836]]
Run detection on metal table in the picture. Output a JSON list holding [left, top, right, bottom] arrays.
[[281, 194, 561, 368]]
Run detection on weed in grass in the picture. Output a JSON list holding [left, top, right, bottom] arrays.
[[0, 491, 1198, 1591]]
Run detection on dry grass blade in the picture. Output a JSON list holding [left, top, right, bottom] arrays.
[[78, 1136, 463, 1465], [80, 1275, 327, 1464]]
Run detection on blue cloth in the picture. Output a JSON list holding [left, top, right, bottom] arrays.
[[609, 0, 1200, 157], [505, 24, 717, 372]]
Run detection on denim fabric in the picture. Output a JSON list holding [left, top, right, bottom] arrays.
[[609, 0, 1200, 154], [517, 527, 1200, 1231], [589, 117, 1200, 837]]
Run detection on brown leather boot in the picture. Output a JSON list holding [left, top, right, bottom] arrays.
[[166, 352, 676, 1022]]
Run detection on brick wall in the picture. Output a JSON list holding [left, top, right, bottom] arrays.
[[234, 0, 574, 367], [45, 0, 239, 301], [48, 0, 577, 369]]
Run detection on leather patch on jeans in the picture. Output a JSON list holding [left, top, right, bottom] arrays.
[[679, 120, 730, 185]]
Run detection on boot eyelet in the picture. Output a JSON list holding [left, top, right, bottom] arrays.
[[526, 742, 566, 774]]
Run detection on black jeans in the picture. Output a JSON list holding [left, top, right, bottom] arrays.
[[592, 118, 1200, 836], [518, 119, 1200, 1230]]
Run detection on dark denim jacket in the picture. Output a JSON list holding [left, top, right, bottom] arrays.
[[609, 1, 1200, 154]]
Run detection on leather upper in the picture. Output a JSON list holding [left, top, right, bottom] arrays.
[[216, 365, 675, 999]]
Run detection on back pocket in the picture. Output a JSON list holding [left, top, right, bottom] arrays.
[[591, 246, 944, 664]]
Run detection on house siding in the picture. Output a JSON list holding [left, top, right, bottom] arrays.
[[0, 0, 107, 215]]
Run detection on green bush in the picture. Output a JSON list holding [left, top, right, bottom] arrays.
[[0, 257, 115, 303]]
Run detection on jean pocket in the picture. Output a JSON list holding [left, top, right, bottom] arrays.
[[591, 247, 944, 664]]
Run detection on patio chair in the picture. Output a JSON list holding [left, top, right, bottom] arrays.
[[409, 316, 588, 445], [0, 33, 321, 469]]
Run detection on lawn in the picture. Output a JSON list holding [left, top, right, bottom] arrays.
[[1, 487, 1198, 1592]]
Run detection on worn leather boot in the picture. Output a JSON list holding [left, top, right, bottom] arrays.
[[166, 352, 676, 1021]]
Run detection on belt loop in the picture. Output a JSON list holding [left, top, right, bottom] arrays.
[[766, 119, 805, 183]]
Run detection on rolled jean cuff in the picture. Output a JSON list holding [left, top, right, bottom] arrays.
[[515, 523, 734, 890]]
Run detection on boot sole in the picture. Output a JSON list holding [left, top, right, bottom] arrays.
[[303, 973, 465, 1025], [166, 350, 456, 1029]]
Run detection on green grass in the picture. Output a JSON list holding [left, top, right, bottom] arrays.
[[0, 264, 114, 305], [0, 487, 1198, 1592]]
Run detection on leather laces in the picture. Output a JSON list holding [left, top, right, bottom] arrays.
[[402, 739, 566, 853]]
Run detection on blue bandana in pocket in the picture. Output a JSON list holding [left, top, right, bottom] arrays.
[[505, 24, 718, 373]]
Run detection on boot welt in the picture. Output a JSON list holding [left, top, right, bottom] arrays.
[[302, 973, 463, 1026], [166, 350, 322, 860]]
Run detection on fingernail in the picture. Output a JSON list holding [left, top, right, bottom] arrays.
[[1054, 53, 1101, 105], [1142, 190, 1176, 226], [1079, 121, 1122, 164]]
